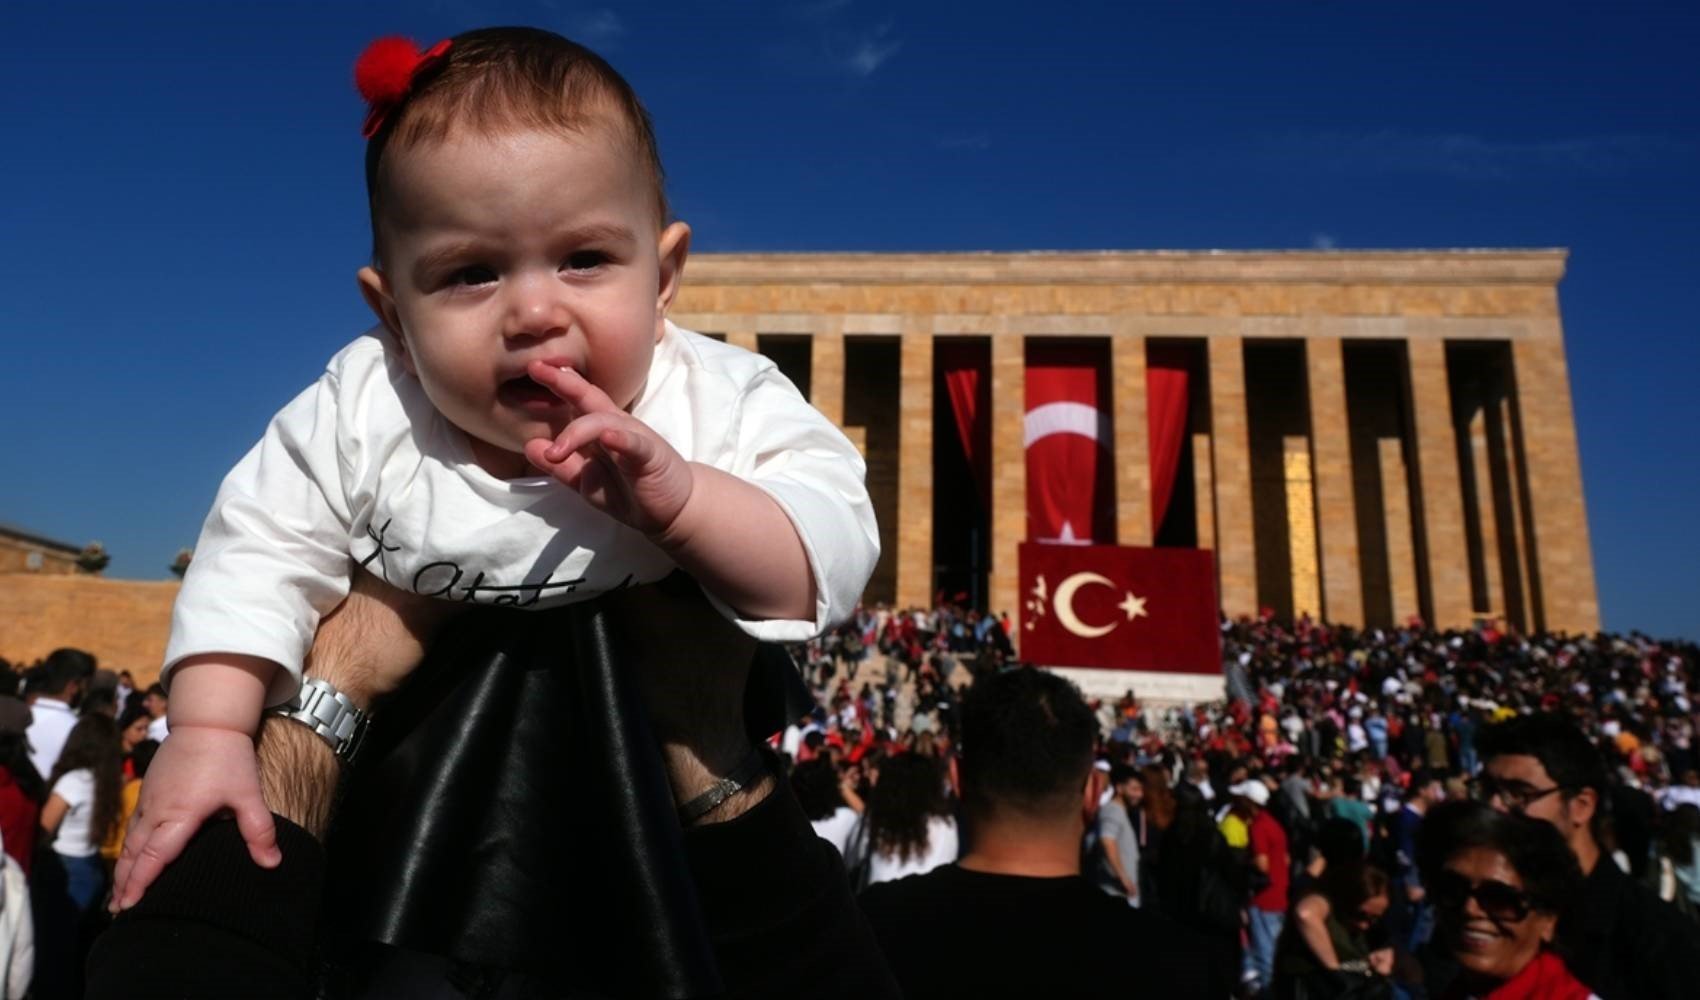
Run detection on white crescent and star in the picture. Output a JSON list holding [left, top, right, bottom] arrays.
[[1052, 571, 1149, 639]]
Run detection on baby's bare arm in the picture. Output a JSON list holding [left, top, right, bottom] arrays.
[[522, 361, 816, 622], [654, 463, 815, 622], [112, 655, 280, 909]]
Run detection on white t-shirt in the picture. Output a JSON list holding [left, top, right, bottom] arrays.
[[165, 322, 879, 706], [49, 769, 100, 858], [1662, 785, 1700, 811], [25, 698, 77, 779], [865, 815, 959, 886], [811, 805, 860, 857]]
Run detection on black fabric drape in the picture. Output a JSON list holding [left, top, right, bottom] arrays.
[[323, 578, 811, 997]]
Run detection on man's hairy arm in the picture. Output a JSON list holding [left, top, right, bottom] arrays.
[[259, 568, 777, 833], [256, 566, 449, 836]]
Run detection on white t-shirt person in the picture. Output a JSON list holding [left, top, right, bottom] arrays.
[[864, 816, 959, 886], [48, 769, 100, 858], [811, 805, 861, 858]]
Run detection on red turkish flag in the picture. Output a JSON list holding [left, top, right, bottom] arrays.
[[1025, 344, 1112, 545], [1018, 543, 1220, 674]]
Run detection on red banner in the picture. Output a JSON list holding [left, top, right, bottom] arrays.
[[1018, 543, 1221, 674], [1025, 343, 1112, 545]]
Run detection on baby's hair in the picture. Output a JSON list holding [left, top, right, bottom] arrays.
[[363, 26, 668, 258]]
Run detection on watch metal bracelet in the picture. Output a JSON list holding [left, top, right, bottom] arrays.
[[271, 677, 370, 764], [678, 747, 768, 823]]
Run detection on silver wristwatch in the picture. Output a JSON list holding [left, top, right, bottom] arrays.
[[271, 677, 370, 764]]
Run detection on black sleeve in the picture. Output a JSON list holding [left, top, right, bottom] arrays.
[[85, 814, 325, 1000], [1627, 890, 1700, 1000], [683, 778, 901, 999], [86, 790, 901, 1000]]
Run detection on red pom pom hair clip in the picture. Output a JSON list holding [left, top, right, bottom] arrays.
[[355, 36, 453, 139]]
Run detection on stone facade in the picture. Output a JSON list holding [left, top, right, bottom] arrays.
[[0, 575, 178, 685], [674, 249, 1599, 640], [0, 524, 80, 575]]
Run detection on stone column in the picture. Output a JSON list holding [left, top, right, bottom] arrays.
[[809, 327, 845, 426], [1111, 332, 1151, 546], [1511, 332, 1601, 633], [1283, 437, 1321, 619], [895, 328, 933, 610], [1379, 438, 1421, 625], [725, 329, 758, 353], [1305, 337, 1364, 626], [1496, 394, 1536, 632], [1193, 433, 1215, 554], [989, 334, 1026, 634], [1467, 407, 1504, 616], [1405, 338, 1473, 628], [1208, 337, 1257, 619]]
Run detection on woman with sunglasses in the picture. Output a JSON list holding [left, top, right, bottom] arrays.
[[1417, 800, 1594, 999]]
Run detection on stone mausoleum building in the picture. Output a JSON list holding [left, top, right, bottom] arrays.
[[673, 249, 1598, 641]]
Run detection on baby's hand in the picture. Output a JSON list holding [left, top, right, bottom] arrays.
[[522, 361, 695, 539], [110, 725, 279, 911]]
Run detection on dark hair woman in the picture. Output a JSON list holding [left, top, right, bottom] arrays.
[[116, 704, 152, 780], [42, 714, 123, 912], [1417, 800, 1589, 1000], [790, 757, 863, 859], [1272, 861, 1395, 1000], [853, 752, 956, 886], [1154, 782, 1246, 979]]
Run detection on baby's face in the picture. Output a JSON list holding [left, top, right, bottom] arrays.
[[360, 125, 687, 479]]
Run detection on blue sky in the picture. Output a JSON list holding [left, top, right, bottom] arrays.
[[3, 1, 1696, 638]]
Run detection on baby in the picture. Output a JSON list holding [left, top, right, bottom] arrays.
[[112, 27, 878, 908]]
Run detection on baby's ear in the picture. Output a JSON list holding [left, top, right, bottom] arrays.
[[357, 266, 415, 375], [654, 222, 691, 336]]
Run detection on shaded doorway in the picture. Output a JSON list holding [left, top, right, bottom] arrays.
[[933, 338, 991, 610]]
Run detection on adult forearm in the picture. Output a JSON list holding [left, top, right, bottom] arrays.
[[255, 567, 455, 838], [255, 717, 341, 840], [1298, 913, 1340, 969]]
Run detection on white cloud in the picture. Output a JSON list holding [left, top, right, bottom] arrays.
[[1311, 233, 1338, 250], [843, 23, 901, 77]]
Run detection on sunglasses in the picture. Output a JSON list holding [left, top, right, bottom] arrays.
[[1430, 869, 1533, 923]]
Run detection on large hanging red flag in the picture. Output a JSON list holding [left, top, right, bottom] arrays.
[[1019, 543, 1221, 674], [1025, 343, 1112, 544]]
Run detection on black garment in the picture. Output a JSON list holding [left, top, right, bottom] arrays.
[[85, 815, 324, 1000], [1608, 785, 1657, 879], [87, 581, 896, 999], [858, 865, 1229, 997], [1557, 853, 1700, 999], [88, 786, 897, 999]]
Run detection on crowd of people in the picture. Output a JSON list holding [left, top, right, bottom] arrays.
[[0, 649, 167, 997], [1, 606, 1699, 996], [783, 604, 1700, 997]]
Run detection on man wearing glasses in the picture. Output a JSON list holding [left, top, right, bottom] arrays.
[[1476, 713, 1700, 998]]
